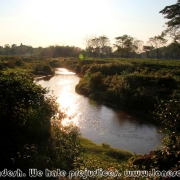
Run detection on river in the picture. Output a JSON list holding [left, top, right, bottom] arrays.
[[35, 68, 163, 154]]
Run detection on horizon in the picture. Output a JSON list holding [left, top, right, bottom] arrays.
[[0, 0, 177, 48]]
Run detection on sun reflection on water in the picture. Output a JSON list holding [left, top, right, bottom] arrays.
[[55, 68, 79, 126]]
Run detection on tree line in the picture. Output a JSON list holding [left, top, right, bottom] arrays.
[[0, 43, 82, 58], [0, 0, 180, 60]]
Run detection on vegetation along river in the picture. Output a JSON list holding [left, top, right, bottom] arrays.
[[35, 68, 163, 154]]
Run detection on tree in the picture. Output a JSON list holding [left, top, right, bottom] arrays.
[[10, 44, 17, 55], [163, 26, 180, 52], [28, 46, 34, 56], [147, 35, 167, 59], [0, 46, 3, 55], [91, 37, 101, 57], [84, 35, 95, 57], [132, 39, 144, 58], [103, 45, 112, 57], [143, 45, 154, 58], [160, 0, 180, 27], [160, 1, 180, 59], [84, 35, 111, 58], [98, 36, 110, 58], [163, 25, 180, 43], [4, 44, 10, 56], [114, 35, 134, 58]]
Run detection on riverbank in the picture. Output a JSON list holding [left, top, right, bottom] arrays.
[[44, 57, 180, 118], [79, 137, 133, 169], [0, 58, 162, 153], [74, 59, 180, 117], [37, 68, 162, 154], [0, 56, 167, 124], [1, 57, 179, 178], [0, 56, 55, 76]]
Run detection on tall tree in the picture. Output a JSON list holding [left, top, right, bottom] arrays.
[[0, 46, 3, 55], [98, 36, 110, 58], [163, 26, 180, 43], [84, 35, 110, 58], [143, 45, 154, 58], [132, 39, 144, 58], [84, 35, 95, 57], [160, 0, 180, 27], [160, 0, 180, 59], [10, 44, 17, 55], [91, 37, 100, 57], [4, 44, 10, 56], [147, 35, 167, 59], [28, 46, 34, 56], [114, 35, 134, 58]]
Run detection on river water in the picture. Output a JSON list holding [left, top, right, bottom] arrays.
[[35, 68, 163, 154]]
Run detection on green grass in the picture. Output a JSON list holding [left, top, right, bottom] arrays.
[[79, 137, 133, 170]]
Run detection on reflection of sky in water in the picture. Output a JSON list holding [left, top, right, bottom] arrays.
[[36, 68, 163, 154]]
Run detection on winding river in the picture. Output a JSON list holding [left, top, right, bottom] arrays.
[[35, 68, 163, 154]]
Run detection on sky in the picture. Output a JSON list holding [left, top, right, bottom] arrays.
[[0, 0, 177, 48]]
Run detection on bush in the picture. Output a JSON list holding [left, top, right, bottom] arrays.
[[15, 59, 24, 66], [0, 72, 80, 174], [81, 64, 90, 75], [90, 71, 103, 86], [34, 64, 54, 75]]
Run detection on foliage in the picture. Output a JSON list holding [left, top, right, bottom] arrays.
[[114, 35, 134, 58], [147, 35, 167, 59], [34, 63, 55, 75], [0, 72, 81, 175], [160, 0, 180, 27], [155, 99, 180, 159], [40, 45, 82, 58], [0, 44, 82, 58], [76, 59, 180, 113], [132, 98, 180, 174], [85, 35, 111, 58]]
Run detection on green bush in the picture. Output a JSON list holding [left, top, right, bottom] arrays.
[[34, 64, 54, 75], [81, 64, 91, 75], [90, 71, 103, 86], [0, 72, 80, 174], [15, 59, 24, 66]]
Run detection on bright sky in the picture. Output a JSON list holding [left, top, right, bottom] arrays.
[[0, 0, 177, 48]]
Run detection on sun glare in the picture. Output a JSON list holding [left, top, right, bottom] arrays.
[[56, 69, 79, 126]]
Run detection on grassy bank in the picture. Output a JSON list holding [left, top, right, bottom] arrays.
[[74, 137, 135, 179], [79, 137, 132, 168]]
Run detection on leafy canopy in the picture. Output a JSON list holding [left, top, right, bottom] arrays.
[[160, 0, 180, 27]]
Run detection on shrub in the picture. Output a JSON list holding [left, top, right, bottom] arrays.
[[0, 72, 80, 174], [34, 64, 54, 75], [15, 59, 24, 66], [90, 71, 103, 86]]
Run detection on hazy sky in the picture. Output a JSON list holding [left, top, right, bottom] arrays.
[[0, 0, 177, 48]]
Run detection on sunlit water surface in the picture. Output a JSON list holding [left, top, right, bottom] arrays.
[[35, 68, 163, 154]]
